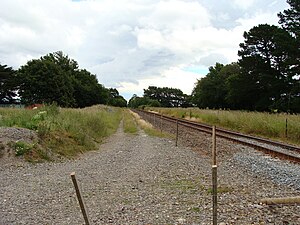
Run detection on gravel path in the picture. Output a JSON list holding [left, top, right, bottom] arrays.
[[1, 121, 300, 224]]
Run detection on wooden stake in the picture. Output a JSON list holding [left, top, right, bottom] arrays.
[[212, 165, 217, 225], [176, 119, 179, 147], [70, 172, 90, 225], [160, 114, 163, 133], [285, 118, 288, 138], [211, 125, 217, 225], [260, 196, 300, 205], [212, 126, 216, 165]]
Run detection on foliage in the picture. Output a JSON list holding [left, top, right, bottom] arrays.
[[107, 88, 127, 107], [73, 69, 108, 108], [278, 0, 300, 39], [192, 1, 300, 113], [143, 86, 191, 107], [0, 105, 122, 159], [192, 63, 240, 109], [149, 107, 300, 145], [14, 141, 34, 156], [16, 51, 110, 108], [128, 94, 161, 108], [123, 109, 138, 134], [0, 64, 17, 104], [237, 24, 299, 111]]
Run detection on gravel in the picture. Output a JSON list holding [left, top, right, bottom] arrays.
[[1, 117, 300, 224]]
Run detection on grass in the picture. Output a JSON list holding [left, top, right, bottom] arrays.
[[0, 104, 122, 161], [129, 109, 173, 138], [147, 107, 300, 146], [123, 109, 138, 134]]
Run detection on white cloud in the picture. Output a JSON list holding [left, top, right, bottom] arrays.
[[0, 0, 289, 99], [233, 0, 256, 9]]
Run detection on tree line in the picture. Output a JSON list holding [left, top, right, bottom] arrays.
[[128, 86, 192, 108], [129, 0, 300, 112], [193, 0, 300, 113], [0, 51, 127, 107]]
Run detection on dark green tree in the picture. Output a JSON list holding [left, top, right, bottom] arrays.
[[278, 0, 300, 112], [107, 88, 127, 107], [0, 64, 17, 104], [18, 58, 75, 107], [278, 0, 300, 39], [73, 69, 108, 108], [237, 24, 298, 111], [17, 51, 109, 107], [144, 86, 190, 107], [192, 63, 231, 109], [128, 94, 160, 108]]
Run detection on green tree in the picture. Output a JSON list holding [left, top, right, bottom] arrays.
[[278, 0, 300, 112], [107, 88, 127, 107], [144, 86, 190, 107], [18, 58, 75, 107], [128, 94, 160, 108], [238, 24, 298, 111], [192, 63, 231, 109], [73, 69, 108, 108], [278, 0, 300, 39], [0, 64, 17, 103], [17, 51, 109, 107]]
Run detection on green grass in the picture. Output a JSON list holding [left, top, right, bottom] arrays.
[[123, 109, 138, 134], [147, 107, 300, 146], [0, 104, 122, 160], [130, 110, 173, 138]]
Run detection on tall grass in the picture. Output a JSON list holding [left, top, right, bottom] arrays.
[[0, 105, 122, 160], [123, 109, 138, 134], [147, 107, 300, 145]]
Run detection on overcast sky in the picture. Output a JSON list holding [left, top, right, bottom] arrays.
[[0, 0, 289, 100]]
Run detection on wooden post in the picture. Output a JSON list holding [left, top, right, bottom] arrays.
[[154, 113, 156, 126], [260, 196, 300, 205], [176, 119, 179, 147], [285, 118, 288, 138], [212, 126, 216, 165], [211, 125, 217, 225], [70, 172, 90, 225], [160, 114, 163, 133], [212, 165, 217, 225]]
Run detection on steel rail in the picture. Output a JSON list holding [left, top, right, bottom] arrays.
[[133, 109, 300, 163]]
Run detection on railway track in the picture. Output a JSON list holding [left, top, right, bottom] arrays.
[[133, 109, 300, 163]]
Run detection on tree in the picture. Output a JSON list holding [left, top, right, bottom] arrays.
[[144, 86, 191, 107], [237, 24, 298, 111], [17, 51, 110, 107], [107, 88, 127, 107], [18, 58, 75, 107], [278, 0, 300, 39], [0, 64, 17, 104], [192, 63, 235, 109], [128, 94, 161, 108], [278, 0, 300, 112], [73, 69, 108, 108]]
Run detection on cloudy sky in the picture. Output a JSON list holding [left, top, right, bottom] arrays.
[[0, 0, 288, 100]]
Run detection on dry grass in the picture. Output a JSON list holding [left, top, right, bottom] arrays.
[[147, 107, 300, 146], [0, 105, 122, 160]]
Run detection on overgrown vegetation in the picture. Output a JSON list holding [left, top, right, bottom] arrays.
[[123, 109, 138, 134], [0, 104, 122, 160], [148, 107, 300, 146], [128, 110, 173, 138]]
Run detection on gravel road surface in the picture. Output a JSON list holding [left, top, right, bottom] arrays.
[[1, 122, 299, 224]]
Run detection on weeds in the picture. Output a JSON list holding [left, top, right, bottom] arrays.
[[0, 104, 122, 160], [147, 107, 300, 145], [123, 109, 138, 134]]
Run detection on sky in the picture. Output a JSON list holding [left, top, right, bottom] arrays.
[[0, 0, 289, 100]]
